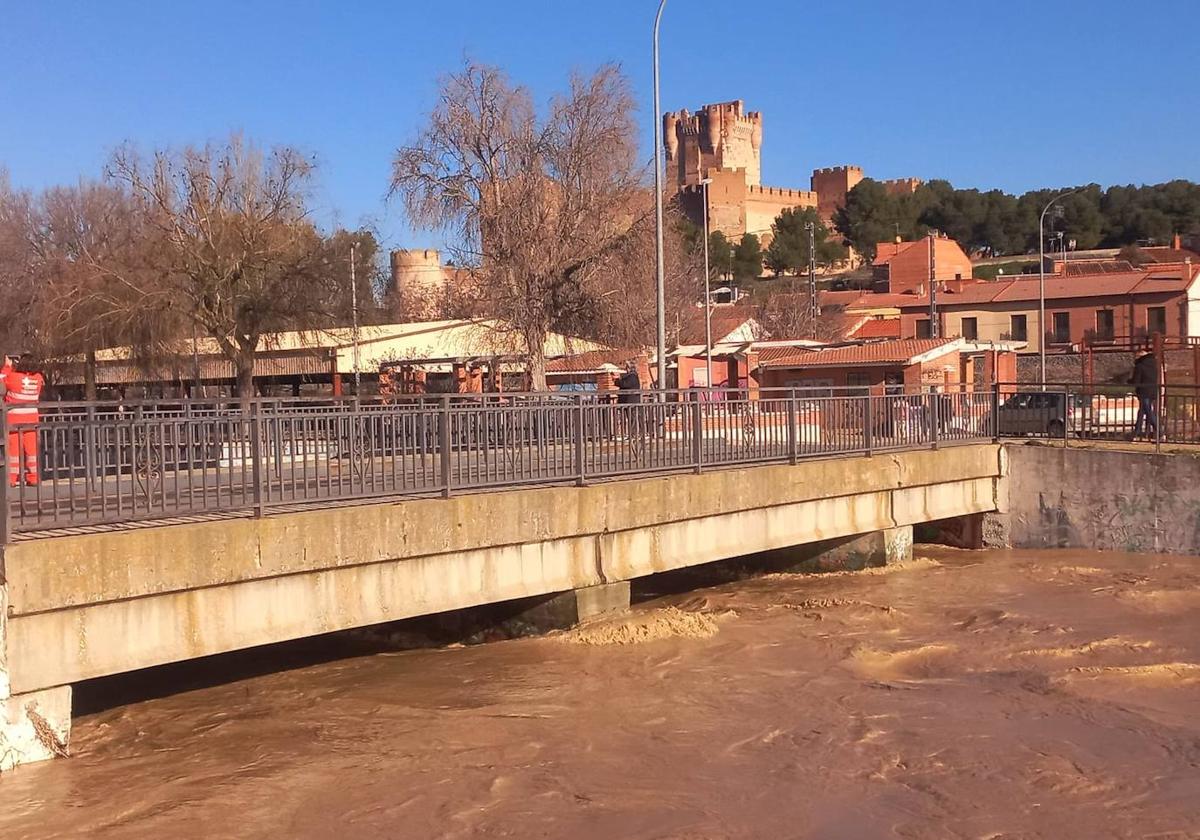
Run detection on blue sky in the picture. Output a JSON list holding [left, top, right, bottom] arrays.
[[2, 0, 1196, 251]]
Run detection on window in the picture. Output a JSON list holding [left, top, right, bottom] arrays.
[[1052, 312, 1071, 344], [1095, 309, 1114, 340], [1009, 314, 1028, 341], [916, 319, 932, 339], [1148, 306, 1167, 336], [961, 317, 978, 340]]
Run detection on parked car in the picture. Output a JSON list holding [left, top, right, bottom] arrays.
[[992, 391, 1084, 437]]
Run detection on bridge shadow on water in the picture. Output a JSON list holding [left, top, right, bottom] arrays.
[[71, 592, 609, 717]]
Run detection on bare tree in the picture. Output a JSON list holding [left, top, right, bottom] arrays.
[[108, 135, 333, 398], [0, 175, 167, 395], [0, 172, 41, 355], [391, 61, 650, 389], [757, 294, 849, 342]]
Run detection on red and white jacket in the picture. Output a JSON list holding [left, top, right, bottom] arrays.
[[2, 366, 43, 425]]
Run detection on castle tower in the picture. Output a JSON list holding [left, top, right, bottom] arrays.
[[810, 166, 864, 223], [662, 100, 763, 191], [389, 249, 450, 319]]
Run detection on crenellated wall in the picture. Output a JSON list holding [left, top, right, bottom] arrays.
[[811, 165, 865, 221]]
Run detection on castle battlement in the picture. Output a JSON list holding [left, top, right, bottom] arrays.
[[749, 184, 818, 201], [881, 177, 923, 195], [812, 165, 864, 177]]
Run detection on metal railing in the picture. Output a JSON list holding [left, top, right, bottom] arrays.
[[1, 387, 998, 536], [993, 382, 1200, 449]]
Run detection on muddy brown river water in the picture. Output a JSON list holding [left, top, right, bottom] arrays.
[[1, 548, 1199, 839]]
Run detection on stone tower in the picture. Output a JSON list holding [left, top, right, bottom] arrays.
[[810, 166, 864, 223], [389, 249, 447, 297], [663, 100, 763, 191]]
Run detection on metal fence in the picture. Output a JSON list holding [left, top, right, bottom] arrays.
[[1, 387, 999, 536], [993, 382, 1200, 448]]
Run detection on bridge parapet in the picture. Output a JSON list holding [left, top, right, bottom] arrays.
[[2, 387, 998, 536]]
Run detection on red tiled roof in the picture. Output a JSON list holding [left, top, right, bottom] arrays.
[[872, 241, 917, 266], [851, 318, 902, 339], [819, 290, 870, 309], [870, 266, 1200, 310], [546, 349, 637, 374], [1062, 260, 1135, 275], [676, 307, 759, 345], [1140, 247, 1200, 264], [846, 291, 930, 308], [759, 338, 958, 368], [994, 272, 1173, 301]]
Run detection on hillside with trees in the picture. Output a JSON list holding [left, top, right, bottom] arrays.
[[834, 178, 1200, 262]]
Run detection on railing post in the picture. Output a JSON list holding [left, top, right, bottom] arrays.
[[1155, 383, 1163, 453], [440, 394, 452, 498], [864, 393, 873, 457], [1063, 387, 1071, 448], [0, 405, 10, 573], [991, 381, 1001, 443], [787, 388, 798, 465], [249, 401, 264, 518], [691, 391, 704, 474], [574, 394, 586, 487], [930, 390, 940, 450], [85, 403, 98, 490]]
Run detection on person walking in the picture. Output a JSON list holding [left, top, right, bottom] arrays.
[[1129, 347, 1160, 441], [615, 361, 642, 440], [1, 353, 44, 487]]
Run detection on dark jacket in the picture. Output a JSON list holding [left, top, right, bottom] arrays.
[[616, 370, 642, 403], [1130, 353, 1160, 400]]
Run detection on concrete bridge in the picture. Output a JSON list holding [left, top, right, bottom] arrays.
[[0, 433, 1007, 768]]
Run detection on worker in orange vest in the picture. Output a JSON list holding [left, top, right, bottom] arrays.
[[1, 354, 43, 487]]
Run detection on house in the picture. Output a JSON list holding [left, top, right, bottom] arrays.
[[756, 338, 969, 391], [885, 262, 1200, 351], [873, 235, 974, 294]]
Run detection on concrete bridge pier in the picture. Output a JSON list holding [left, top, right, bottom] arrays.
[[518, 582, 632, 632], [0, 587, 72, 769], [791, 525, 914, 572]]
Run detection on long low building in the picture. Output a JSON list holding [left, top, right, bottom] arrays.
[[51, 319, 606, 398]]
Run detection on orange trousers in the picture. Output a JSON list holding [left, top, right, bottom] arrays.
[[8, 427, 38, 486]]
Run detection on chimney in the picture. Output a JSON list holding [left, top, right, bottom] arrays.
[[1174, 232, 1182, 250]]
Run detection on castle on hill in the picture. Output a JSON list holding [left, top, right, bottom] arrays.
[[664, 100, 920, 243]]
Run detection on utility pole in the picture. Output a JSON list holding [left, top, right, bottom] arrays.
[[928, 232, 939, 338], [701, 178, 713, 389], [652, 0, 668, 390], [805, 220, 818, 322], [350, 242, 361, 395]]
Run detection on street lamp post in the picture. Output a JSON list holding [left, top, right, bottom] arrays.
[[1039, 188, 1082, 385], [701, 178, 713, 389], [652, 0, 668, 390]]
